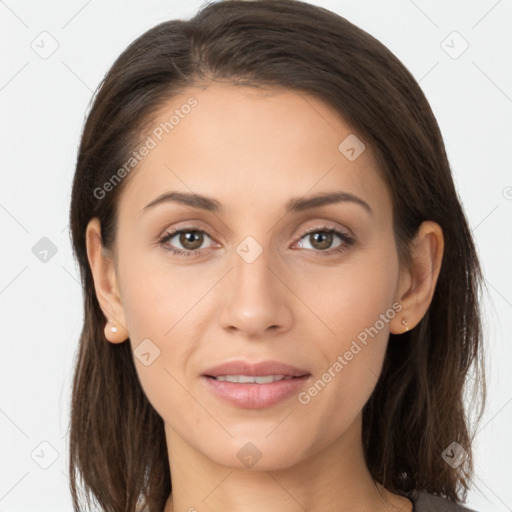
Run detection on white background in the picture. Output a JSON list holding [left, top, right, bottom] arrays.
[[0, 0, 511, 511]]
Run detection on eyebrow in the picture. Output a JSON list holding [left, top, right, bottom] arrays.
[[142, 190, 372, 215]]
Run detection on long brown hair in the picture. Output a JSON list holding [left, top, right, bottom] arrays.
[[68, 1, 486, 510]]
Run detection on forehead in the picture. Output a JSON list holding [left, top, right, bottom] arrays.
[[118, 83, 391, 221]]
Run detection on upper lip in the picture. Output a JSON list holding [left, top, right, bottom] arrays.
[[203, 360, 310, 378]]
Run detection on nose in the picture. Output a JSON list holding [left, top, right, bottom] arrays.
[[219, 245, 293, 339]]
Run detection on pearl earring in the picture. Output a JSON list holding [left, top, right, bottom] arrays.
[[401, 318, 409, 332], [110, 320, 118, 333]]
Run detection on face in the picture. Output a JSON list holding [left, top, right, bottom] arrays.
[[108, 83, 407, 470]]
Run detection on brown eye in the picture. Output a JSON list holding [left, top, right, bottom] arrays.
[[177, 230, 204, 250], [308, 231, 334, 250], [296, 226, 354, 255], [158, 227, 214, 257]]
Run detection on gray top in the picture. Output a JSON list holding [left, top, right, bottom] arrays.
[[409, 490, 478, 511]]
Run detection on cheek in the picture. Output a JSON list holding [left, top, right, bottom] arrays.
[[119, 249, 211, 341], [295, 246, 398, 413], [116, 254, 213, 422], [293, 243, 399, 344], [121, 288, 204, 433]]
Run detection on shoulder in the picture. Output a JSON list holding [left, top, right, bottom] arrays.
[[409, 490, 479, 512]]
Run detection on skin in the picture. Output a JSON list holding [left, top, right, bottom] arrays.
[[86, 82, 444, 512]]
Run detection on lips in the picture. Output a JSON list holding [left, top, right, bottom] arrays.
[[202, 359, 310, 378], [201, 360, 311, 409]]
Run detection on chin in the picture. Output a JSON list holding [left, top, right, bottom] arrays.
[[194, 435, 315, 472]]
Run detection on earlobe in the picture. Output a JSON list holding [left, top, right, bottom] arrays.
[[391, 221, 444, 335], [104, 318, 129, 344], [390, 305, 411, 335], [85, 217, 129, 343]]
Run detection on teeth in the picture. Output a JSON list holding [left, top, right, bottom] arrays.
[[213, 375, 293, 383]]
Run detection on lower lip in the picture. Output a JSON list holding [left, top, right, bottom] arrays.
[[202, 375, 311, 409]]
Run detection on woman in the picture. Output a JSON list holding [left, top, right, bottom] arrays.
[[68, 1, 485, 511]]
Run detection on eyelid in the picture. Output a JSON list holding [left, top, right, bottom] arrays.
[[159, 220, 219, 241], [159, 220, 350, 244], [294, 221, 352, 241]]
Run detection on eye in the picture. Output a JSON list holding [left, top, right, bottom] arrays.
[[158, 224, 354, 258], [294, 225, 354, 255], [158, 226, 215, 257]]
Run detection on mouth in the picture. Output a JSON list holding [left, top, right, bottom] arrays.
[[202, 359, 310, 379], [202, 372, 311, 409], [201, 359, 311, 408], [205, 374, 306, 383]]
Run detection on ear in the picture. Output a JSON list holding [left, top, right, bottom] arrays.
[[85, 217, 129, 343], [390, 220, 444, 334]]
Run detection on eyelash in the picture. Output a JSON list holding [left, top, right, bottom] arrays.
[[157, 224, 354, 258]]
